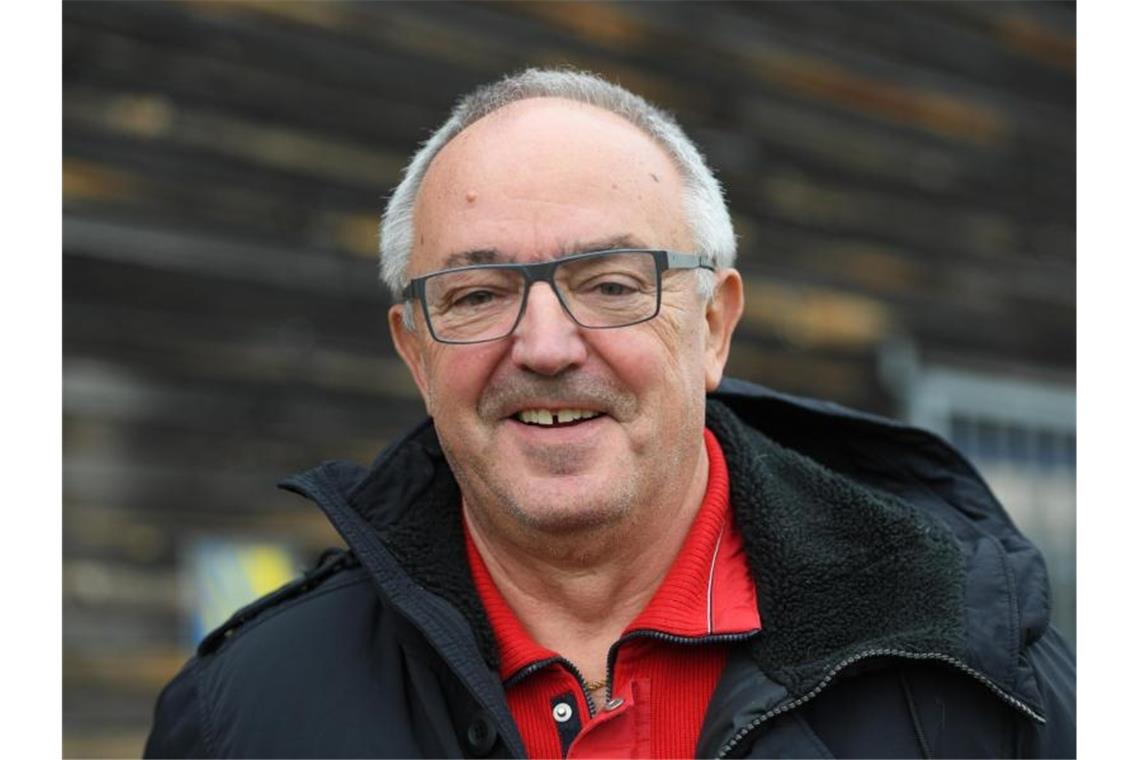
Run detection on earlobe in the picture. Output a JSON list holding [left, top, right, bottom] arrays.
[[388, 304, 433, 414], [703, 269, 744, 392]]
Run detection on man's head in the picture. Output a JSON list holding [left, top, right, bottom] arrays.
[[382, 69, 743, 545]]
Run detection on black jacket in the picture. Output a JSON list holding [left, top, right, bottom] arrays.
[[145, 379, 1076, 758]]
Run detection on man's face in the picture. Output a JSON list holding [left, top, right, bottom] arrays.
[[391, 98, 741, 540]]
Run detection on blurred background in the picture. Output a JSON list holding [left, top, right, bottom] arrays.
[[62, 2, 1075, 756]]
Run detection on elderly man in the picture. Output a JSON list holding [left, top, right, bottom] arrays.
[[146, 69, 1075, 758]]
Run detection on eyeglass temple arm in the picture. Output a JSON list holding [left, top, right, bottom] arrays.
[[665, 251, 716, 271]]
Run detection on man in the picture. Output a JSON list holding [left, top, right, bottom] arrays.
[[146, 69, 1075, 758]]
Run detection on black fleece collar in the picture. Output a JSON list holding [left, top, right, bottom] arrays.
[[705, 399, 965, 697]]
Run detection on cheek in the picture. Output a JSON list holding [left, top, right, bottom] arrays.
[[605, 318, 706, 404], [650, 309, 707, 379], [425, 343, 505, 410]]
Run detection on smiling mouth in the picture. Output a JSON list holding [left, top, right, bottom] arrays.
[[513, 409, 604, 427]]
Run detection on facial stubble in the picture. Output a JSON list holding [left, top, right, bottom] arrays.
[[437, 373, 704, 547]]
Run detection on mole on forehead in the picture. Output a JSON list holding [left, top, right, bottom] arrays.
[[440, 234, 647, 269]]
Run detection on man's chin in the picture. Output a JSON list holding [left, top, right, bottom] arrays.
[[488, 473, 636, 534], [505, 496, 632, 535]]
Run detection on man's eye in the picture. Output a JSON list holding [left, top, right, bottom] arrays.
[[595, 281, 636, 297], [451, 289, 498, 309]]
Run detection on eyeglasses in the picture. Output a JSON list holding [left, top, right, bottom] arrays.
[[401, 248, 715, 344]]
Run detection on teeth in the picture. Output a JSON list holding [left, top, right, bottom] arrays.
[[516, 409, 601, 426], [518, 409, 554, 425]]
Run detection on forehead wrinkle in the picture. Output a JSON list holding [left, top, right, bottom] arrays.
[[442, 249, 516, 268], [560, 234, 648, 255]]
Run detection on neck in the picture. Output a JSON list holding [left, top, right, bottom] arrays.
[[464, 441, 710, 682]]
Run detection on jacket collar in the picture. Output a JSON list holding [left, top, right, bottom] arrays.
[[282, 379, 1049, 719], [707, 398, 968, 695], [709, 379, 1050, 712]]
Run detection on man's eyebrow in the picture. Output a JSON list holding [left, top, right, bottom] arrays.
[[442, 249, 515, 268], [559, 234, 647, 257], [441, 235, 646, 268]]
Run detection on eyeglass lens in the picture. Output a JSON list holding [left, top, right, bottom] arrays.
[[422, 251, 659, 342]]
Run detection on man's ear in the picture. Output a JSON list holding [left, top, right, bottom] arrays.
[[389, 304, 433, 415], [703, 268, 744, 392]]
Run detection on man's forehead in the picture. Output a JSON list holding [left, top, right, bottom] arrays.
[[410, 98, 692, 273], [420, 99, 680, 201], [441, 234, 649, 269], [445, 96, 649, 153]]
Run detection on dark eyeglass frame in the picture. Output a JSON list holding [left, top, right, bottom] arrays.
[[401, 248, 715, 345]]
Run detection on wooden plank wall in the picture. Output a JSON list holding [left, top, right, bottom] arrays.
[[62, 2, 1075, 756]]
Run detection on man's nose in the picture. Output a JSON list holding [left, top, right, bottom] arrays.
[[509, 282, 588, 375]]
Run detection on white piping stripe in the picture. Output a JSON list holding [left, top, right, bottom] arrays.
[[706, 522, 727, 634]]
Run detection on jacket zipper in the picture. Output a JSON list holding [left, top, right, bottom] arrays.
[[715, 647, 1047, 758], [504, 630, 762, 720], [506, 656, 600, 719], [603, 629, 761, 702]]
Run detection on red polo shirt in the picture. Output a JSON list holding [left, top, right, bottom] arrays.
[[466, 429, 762, 758]]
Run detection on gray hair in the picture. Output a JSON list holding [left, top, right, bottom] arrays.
[[379, 67, 736, 321]]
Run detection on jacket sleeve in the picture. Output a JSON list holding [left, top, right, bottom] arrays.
[[143, 657, 213, 759], [1017, 625, 1076, 758]]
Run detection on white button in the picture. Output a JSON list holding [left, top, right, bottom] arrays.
[[552, 702, 573, 723], [604, 697, 624, 711]]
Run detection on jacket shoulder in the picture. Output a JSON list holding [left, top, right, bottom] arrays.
[[145, 549, 375, 758], [196, 547, 364, 656]]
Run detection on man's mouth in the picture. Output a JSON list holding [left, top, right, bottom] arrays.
[[513, 409, 603, 427]]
